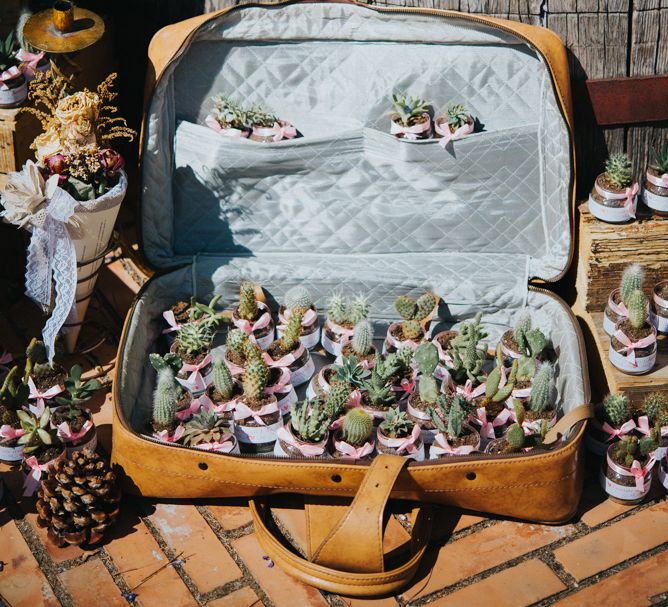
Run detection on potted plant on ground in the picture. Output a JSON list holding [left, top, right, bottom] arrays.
[[499, 311, 547, 361], [602, 434, 657, 504], [434, 103, 475, 148], [278, 286, 320, 350], [0, 366, 29, 463], [641, 392, 668, 459], [0, 32, 27, 107], [652, 279, 668, 335], [233, 358, 281, 453], [231, 282, 274, 349], [586, 393, 634, 456], [205, 358, 240, 421], [609, 289, 657, 374], [376, 408, 424, 460], [390, 91, 432, 140], [642, 145, 668, 215], [332, 408, 375, 461], [338, 320, 377, 366], [385, 293, 437, 353], [246, 103, 298, 143], [24, 338, 66, 415], [603, 264, 647, 336], [428, 395, 480, 458], [171, 320, 217, 394], [322, 293, 370, 356], [407, 343, 441, 444], [264, 309, 314, 387], [588, 153, 639, 223], [275, 398, 331, 458], [205, 94, 250, 138], [182, 409, 238, 453]]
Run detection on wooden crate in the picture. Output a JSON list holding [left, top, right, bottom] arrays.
[[0, 106, 41, 179]]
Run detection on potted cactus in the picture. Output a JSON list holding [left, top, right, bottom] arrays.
[[603, 264, 648, 336], [407, 343, 442, 444], [0, 367, 29, 462], [434, 103, 475, 147], [205, 358, 241, 421], [307, 355, 369, 400], [170, 320, 217, 394], [150, 367, 185, 441], [516, 364, 557, 433], [389, 91, 432, 140], [602, 434, 657, 504], [443, 312, 488, 389], [223, 328, 253, 375], [233, 358, 281, 453], [24, 339, 66, 414], [586, 393, 634, 456], [162, 295, 222, 344], [376, 408, 424, 460], [264, 309, 314, 387], [231, 282, 275, 350], [322, 293, 370, 356], [275, 398, 331, 458], [246, 103, 298, 143], [205, 94, 250, 138], [149, 353, 196, 421], [0, 32, 27, 107], [278, 286, 320, 350], [485, 416, 547, 454], [385, 293, 437, 353], [332, 408, 375, 460], [642, 145, 668, 215], [428, 395, 480, 458], [652, 279, 668, 335], [500, 311, 547, 361], [431, 329, 457, 380], [641, 392, 668, 460], [360, 361, 398, 421], [338, 320, 377, 366], [588, 154, 639, 223], [182, 409, 239, 453], [609, 289, 657, 374]]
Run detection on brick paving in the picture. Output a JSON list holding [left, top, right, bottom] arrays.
[[1, 254, 668, 607]]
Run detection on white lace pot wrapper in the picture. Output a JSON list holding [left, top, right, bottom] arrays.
[[376, 425, 425, 461], [232, 301, 275, 350], [643, 171, 668, 213], [277, 306, 321, 350], [588, 181, 639, 223], [608, 328, 657, 375], [406, 402, 438, 444], [600, 450, 654, 503], [382, 322, 422, 355], [321, 319, 354, 356], [652, 283, 668, 334]]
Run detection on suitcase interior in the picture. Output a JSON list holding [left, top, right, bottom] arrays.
[[117, 3, 588, 469]]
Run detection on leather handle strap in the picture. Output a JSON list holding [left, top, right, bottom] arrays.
[[544, 403, 592, 444]]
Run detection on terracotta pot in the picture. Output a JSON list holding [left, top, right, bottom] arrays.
[[600, 444, 654, 505], [642, 168, 668, 215], [588, 173, 639, 223]]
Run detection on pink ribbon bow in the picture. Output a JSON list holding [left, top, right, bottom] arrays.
[[624, 183, 640, 218], [162, 310, 181, 334], [276, 426, 326, 457], [154, 425, 185, 443], [56, 420, 93, 443], [268, 122, 297, 142], [262, 342, 303, 368], [608, 292, 628, 318], [201, 392, 237, 415], [235, 311, 272, 341], [392, 376, 416, 400], [435, 120, 474, 148], [612, 329, 656, 366], [334, 439, 375, 459], [23, 455, 56, 496], [457, 379, 486, 402], [233, 401, 278, 425], [635, 415, 651, 436], [176, 396, 203, 421], [193, 434, 236, 453], [176, 353, 212, 393], [0, 66, 21, 89], [472, 407, 513, 440], [390, 118, 432, 139], [264, 367, 293, 396], [325, 319, 355, 339], [16, 49, 45, 75], [0, 424, 25, 442], [278, 308, 317, 334], [204, 114, 249, 138], [602, 419, 637, 441], [378, 423, 421, 455], [433, 338, 453, 368], [348, 389, 363, 409], [27, 377, 63, 416], [430, 432, 477, 457]]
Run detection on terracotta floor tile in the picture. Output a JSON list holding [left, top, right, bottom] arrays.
[[431, 507, 486, 541], [25, 510, 86, 563], [207, 500, 253, 530], [149, 503, 242, 594], [59, 559, 126, 607], [554, 500, 668, 581], [207, 586, 261, 607], [552, 550, 668, 607], [233, 533, 329, 607], [429, 559, 566, 607], [340, 596, 399, 606]]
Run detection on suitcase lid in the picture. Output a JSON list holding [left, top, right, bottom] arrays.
[[139, 2, 574, 291]]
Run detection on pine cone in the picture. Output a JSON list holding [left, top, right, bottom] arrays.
[[36, 449, 120, 547]]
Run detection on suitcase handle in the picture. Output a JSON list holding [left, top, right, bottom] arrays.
[[249, 454, 433, 597]]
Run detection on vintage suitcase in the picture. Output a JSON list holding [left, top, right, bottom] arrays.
[[111, 1, 592, 595]]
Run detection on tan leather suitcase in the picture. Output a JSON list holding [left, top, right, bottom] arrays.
[[111, 1, 592, 595]]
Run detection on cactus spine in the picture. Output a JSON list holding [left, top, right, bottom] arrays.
[[285, 286, 313, 310], [415, 293, 436, 321], [153, 368, 177, 430], [603, 393, 630, 427], [290, 399, 329, 443], [242, 358, 269, 401], [341, 408, 373, 446], [238, 282, 259, 321], [326, 294, 347, 325], [505, 424, 525, 450], [395, 296, 417, 321], [351, 320, 373, 356], [642, 392, 668, 425], [212, 358, 234, 399], [604, 154, 633, 190], [281, 309, 303, 351], [627, 289, 646, 329], [349, 295, 370, 324], [620, 264, 644, 307], [325, 382, 352, 419], [226, 329, 249, 359], [529, 364, 553, 413]]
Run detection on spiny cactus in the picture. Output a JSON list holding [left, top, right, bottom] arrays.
[[238, 282, 259, 321], [602, 393, 630, 427], [244, 341, 263, 363], [445, 103, 470, 129], [485, 358, 519, 404], [627, 289, 647, 329], [604, 154, 633, 190], [642, 392, 668, 425], [401, 320, 421, 341], [512, 312, 547, 358], [24, 338, 48, 383], [290, 399, 330, 443], [177, 321, 214, 357], [280, 309, 303, 352], [391, 92, 430, 126], [211, 94, 247, 129], [447, 312, 488, 384], [325, 381, 351, 419], [333, 356, 370, 389], [149, 352, 182, 375], [447, 396, 467, 439], [620, 264, 644, 307], [285, 286, 313, 310], [226, 328, 250, 360], [0, 367, 28, 426], [639, 435, 658, 458], [505, 423, 526, 451], [212, 358, 234, 400], [394, 293, 435, 338], [395, 296, 417, 321], [153, 368, 177, 430], [341, 408, 373, 446], [242, 358, 269, 401], [349, 295, 370, 324], [326, 293, 369, 326], [395, 347, 414, 370], [182, 409, 228, 446], [529, 364, 553, 413], [352, 320, 373, 356], [649, 145, 668, 175], [326, 293, 348, 325], [416, 293, 437, 320], [379, 408, 413, 438]]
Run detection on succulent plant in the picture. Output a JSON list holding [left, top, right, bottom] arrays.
[[613, 434, 656, 467], [604, 154, 633, 190], [290, 398, 330, 443], [152, 368, 177, 431], [351, 320, 373, 357], [226, 328, 250, 361], [602, 393, 630, 427], [149, 352, 182, 375], [445, 103, 471, 129], [55, 365, 101, 406], [619, 264, 644, 308], [284, 286, 313, 310], [379, 408, 413, 438], [485, 358, 518, 404], [177, 321, 215, 357], [512, 312, 547, 358], [642, 392, 668, 426], [446, 395, 467, 439], [391, 92, 430, 126], [326, 293, 369, 326], [188, 295, 222, 331], [333, 356, 370, 389], [418, 374, 440, 405], [415, 342, 439, 376], [24, 338, 51, 383], [238, 282, 259, 321], [528, 364, 554, 413], [211, 94, 248, 129], [242, 358, 269, 401], [280, 309, 303, 352], [0, 31, 19, 72], [505, 423, 526, 451], [326, 293, 347, 325], [447, 312, 488, 384], [212, 358, 234, 400], [0, 366, 28, 426], [246, 103, 277, 127], [17, 408, 59, 455], [513, 399, 526, 427], [649, 145, 668, 175], [341, 408, 373, 446], [325, 381, 351, 419], [182, 409, 228, 446], [365, 375, 396, 410], [627, 289, 647, 329]]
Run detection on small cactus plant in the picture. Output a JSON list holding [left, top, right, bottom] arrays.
[[528, 364, 554, 413], [446, 312, 488, 384], [612, 434, 656, 467], [649, 145, 668, 175], [485, 358, 519, 406], [152, 368, 177, 432], [394, 292, 436, 341], [326, 293, 370, 327], [505, 423, 526, 451], [188, 295, 222, 331], [279, 309, 303, 352], [446, 396, 467, 439], [325, 381, 352, 419], [620, 264, 644, 307], [333, 356, 370, 389], [211, 94, 248, 130], [176, 321, 215, 358], [226, 328, 250, 362], [351, 320, 373, 357], [511, 312, 547, 358], [391, 92, 430, 126], [284, 286, 313, 310], [212, 358, 234, 400], [627, 289, 647, 329], [246, 103, 277, 128], [0, 366, 28, 427], [341, 408, 373, 446], [238, 282, 259, 321], [604, 154, 633, 190], [642, 392, 668, 426], [182, 409, 229, 446], [290, 399, 330, 443], [17, 408, 60, 455], [602, 393, 630, 427], [242, 358, 270, 401], [379, 408, 413, 438]]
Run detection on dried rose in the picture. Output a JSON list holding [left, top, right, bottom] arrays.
[[55, 91, 100, 126], [98, 149, 124, 179], [32, 127, 63, 164], [45, 154, 68, 175]]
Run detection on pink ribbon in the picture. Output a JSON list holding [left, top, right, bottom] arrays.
[[0, 66, 21, 89], [324, 319, 355, 340], [56, 420, 93, 443], [348, 388, 363, 408], [602, 419, 637, 441], [204, 114, 249, 137], [252, 122, 298, 142], [607, 290, 628, 318], [201, 392, 237, 415], [0, 424, 25, 442], [278, 307, 317, 334], [28, 377, 63, 416], [23, 454, 59, 497], [646, 171, 668, 188], [193, 434, 236, 453], [430, 432, 477, 457], [471, 407, 512, 440], [612, 328, 656, 366], [406, 402, 432, 421], [390, 116, 432, 139], [176, 353, 212, 393], [233, 400, 278, 425], [154, 425, 185, 443], [276, 426, 326, 456], [17, 49, 45, 75], [456, 379, 486, 402], [607, 451, 655, 491], [377, 423, 421, 454], [262, 342, 304, 368], [334, 439, 375, 459], [0, 350, 12, 371], [162, 310, 181, 334], [175, 396, 202, 421], [234, 310, 272, 341], [435, 119, 474, 148], [264, 367, 293, 396], [432, 336, 454, 367], [595, 181, 639, 219], [636, 415, 651, 436]]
